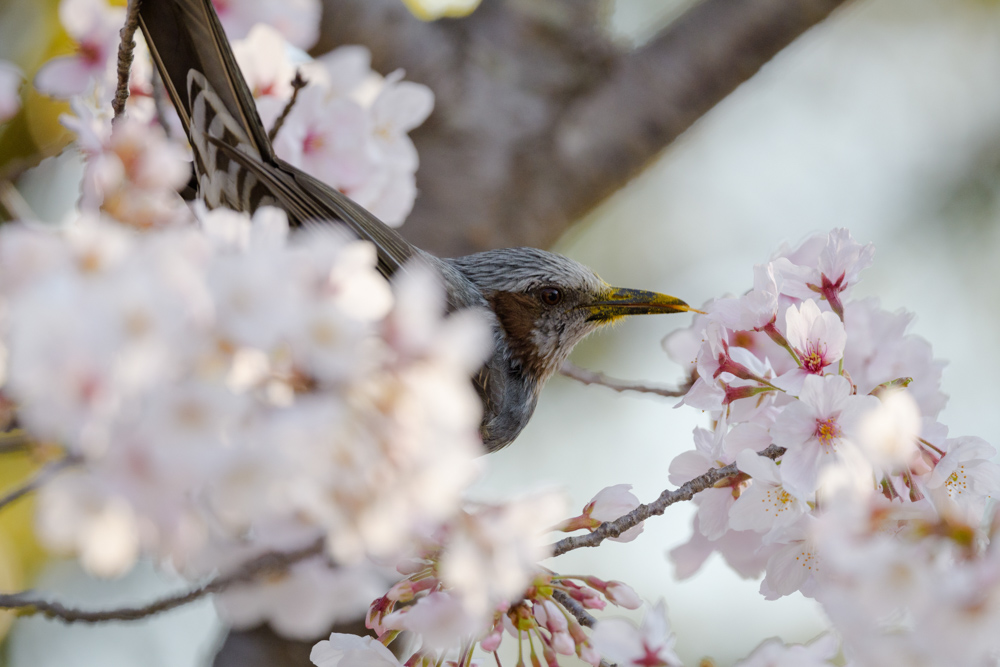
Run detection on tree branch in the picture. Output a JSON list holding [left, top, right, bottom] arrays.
[[551, 445, 786, 556], [112, 0, 142, 122], [559, 361, 689, 398], [316, 0, 852, 257], [0, 537, 325, 623], [552, 589, 596, 629], [267, 71, 308, 143], [0, 457, 77, 512]]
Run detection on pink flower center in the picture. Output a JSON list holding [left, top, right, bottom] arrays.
[[303, 130, 325, 155], [801, 341, 829, 374], [814, 417, 841, 447], [78, 40, 104, 67]]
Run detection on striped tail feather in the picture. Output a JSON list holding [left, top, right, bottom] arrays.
[[137, 0, 416, 278]]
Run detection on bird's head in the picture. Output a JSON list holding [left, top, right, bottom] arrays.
[[447, 248, 695, 387]]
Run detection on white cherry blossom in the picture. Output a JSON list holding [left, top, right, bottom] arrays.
[[591, 601, 682, 667], [770, 374, 879, 497]]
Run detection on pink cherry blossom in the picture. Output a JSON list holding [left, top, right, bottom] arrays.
[[770, 374, 879, 497], [710, 262, 781, 332], [582, 484, 643, 542], [774, 299, 846, 393], [772, 228, 874, 317], [232, 24, 297, 100], [729, 448, 809, 536], [272, 87, 375, 193], [34, 0, 124, 99], [760, 516, 821, 600], [842, 297, 946, 419], [926, 436, 1000, 517], [213, 0, 321, 50], [590, 600, 682, 667]]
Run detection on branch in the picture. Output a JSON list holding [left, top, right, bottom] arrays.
[[552, 589, 596, 629], [559, 361, 689, 398], [267, 71, 308, 143], [548, 0, 850, 225], [112, 0, 143, 122], [0, 537, 325, 623], [0, 457, 77, 512], [315, 0, 852, 257], [551, 445, 786, 556]]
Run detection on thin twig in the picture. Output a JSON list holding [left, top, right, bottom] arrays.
[[559, 361, 690, 398], [267, 71, 308, 143], [552, 589, 596, 629], [551, 445, 786, 556], [0, 457, 78, 512], [0, 537, 325, 623], [112, 0, 143, 122]]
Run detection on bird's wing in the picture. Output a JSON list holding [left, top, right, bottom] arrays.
[[138, 0, 274, 162], [139, 0, 415, 278], [205, 138, 414, 277]]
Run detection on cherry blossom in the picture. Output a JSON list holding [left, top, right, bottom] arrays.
[[759, 516, 822, 600], [770, 374, 879, 497], [590, 600, 682, 667], [925, 435, 1000, 517], [437, 492, 566, 617], [772, 228, 874, 317], [855, 388, 921, 469], [34, 0, 124, 99], [729, 448, 809, 536], [212, 0, 321, 49], [63, 107, 192, 229], [559, 484, 644, 543], [775, 298, 846, 392]]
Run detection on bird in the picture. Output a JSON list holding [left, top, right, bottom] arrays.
[[136, 0, 696, 452]]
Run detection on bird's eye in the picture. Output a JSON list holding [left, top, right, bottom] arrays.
[[539, 287, 563, 306]]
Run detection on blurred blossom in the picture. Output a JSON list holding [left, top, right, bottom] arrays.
[[437, 491, 566, 617], [733, 635, 839, 667], [311, 634, 402, 667], [34, 0, 124, 100], [856, 389, 921, 469], [212, 0, 321, 49], [62, 104, 192, 229], [0, 208, 490, 639], [0, 61, 23, 123], [590, 600, 683, 667]]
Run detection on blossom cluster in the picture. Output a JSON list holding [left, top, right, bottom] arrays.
[[665, 228, 1000, 664], [0, 204, 492, 635], [33, 0, 432, 225]]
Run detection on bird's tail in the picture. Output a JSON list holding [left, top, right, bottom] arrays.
[[138, 0, 283, 212], [137, 0, 418, 277]]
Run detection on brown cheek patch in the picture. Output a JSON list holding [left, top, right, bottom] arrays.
[[486, 291, 547, 380]]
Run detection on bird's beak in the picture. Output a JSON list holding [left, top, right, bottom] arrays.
[[584, 287, 699, 323]]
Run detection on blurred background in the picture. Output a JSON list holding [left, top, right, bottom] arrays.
[[1, 0, 1000, 664]]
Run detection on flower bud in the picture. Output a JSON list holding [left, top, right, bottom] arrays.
[[605, 581, 642, 609], [552, 631, 575, 656]]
